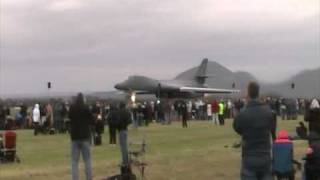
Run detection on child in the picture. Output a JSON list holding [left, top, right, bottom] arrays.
[[272, 130, 300, 180]]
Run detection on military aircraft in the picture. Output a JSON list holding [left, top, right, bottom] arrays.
[[114, 59, 240, 99]]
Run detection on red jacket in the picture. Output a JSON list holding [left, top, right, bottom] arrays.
[[211, 100, 218, 113]]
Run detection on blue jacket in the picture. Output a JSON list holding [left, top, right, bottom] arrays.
[[233, 100, 273, 171], [273, 142, 293, 173]]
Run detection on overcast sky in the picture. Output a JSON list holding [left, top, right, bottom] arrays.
[[0, 0, 319, 95]]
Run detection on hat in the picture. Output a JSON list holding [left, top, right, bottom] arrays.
[[310, 99, 320, 109]]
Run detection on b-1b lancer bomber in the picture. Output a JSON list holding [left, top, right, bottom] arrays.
[[114, 59, 240, 99]]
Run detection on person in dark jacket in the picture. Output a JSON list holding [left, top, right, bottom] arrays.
[[20, 103, 27, 128], [271, 112, 277, 142], [234, 99, 245, 117], [233, 82, 273, 180], [53, 102, 63, 133], [69, 93, 94, 180], [107, 105, 117, 145], [305, 99, 320, 138], [266, 100, 278, 141], [181, 101, 188, 128], [0, 104, 6, 130], [61, 102, 69, 133], [116, 102, 131, 171], [91, 101, 104, 145]]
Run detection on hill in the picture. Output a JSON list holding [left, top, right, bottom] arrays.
[[176, 60, 320, 98], [265, 67, 320, 98]]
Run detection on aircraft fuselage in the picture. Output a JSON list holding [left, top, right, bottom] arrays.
[[114, 75, 204, 99]]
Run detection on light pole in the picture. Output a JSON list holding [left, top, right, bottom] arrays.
[[291, 82, 295, 99], [47, 82, 52, 104]]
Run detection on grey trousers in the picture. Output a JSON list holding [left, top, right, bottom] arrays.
[[71, 139, 92, 180], [119, 130, 129, 166]]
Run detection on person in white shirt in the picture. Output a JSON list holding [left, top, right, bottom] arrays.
[[32, 104, 40, 136], [207, 103, 212, 121]]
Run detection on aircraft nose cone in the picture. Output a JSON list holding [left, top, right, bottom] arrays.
[[115, 83, 125, 90], [114, 83, 121, 90]]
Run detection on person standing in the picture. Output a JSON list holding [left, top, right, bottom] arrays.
[[61, 102, 70, 133], [157, 101, 165, 124], [32, 104, 40, 136], [226, 99, 233, 119], [207, 103, 212, 121], [91, 101, 104, 146], [195, 100, 200, 120], [107, 105, 117, 145], [145, 102, 152, 126], [305, 99, 320, 136], [53, 102, 63, 133], [40, 104, 47, 127], [0, 104, 6, 130], [280, 99, 287, 120], [181, 101, 188, 128], [218, 101, 225, 125], [116, 102, 132, 174], [187, 101, 193, 120], [46, 103, 53, 131], [233, 82, 273, 180], [20, 103, 27, 128], [69, 93, 93, 180], [266, 100, 278, 141], [211, 99, 219, 125], [234, 99, 244, 116]]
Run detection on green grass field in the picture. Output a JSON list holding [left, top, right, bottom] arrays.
[[0, 118, 308, 180]]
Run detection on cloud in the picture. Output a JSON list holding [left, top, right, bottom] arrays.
[[46, 0, 85, 11], [0, 0, 319, 95]]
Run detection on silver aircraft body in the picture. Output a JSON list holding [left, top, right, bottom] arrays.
[[114, 59, 240, 99]]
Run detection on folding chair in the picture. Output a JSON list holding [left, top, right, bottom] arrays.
[[128, 139, 147, 180], [0, 130, 20, 163]]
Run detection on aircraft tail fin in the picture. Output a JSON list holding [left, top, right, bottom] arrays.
[[195, 58, 209, 85]]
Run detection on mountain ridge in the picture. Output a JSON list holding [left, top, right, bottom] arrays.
[[1, 61, 319, 99], [176, 61, 320, 98]]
